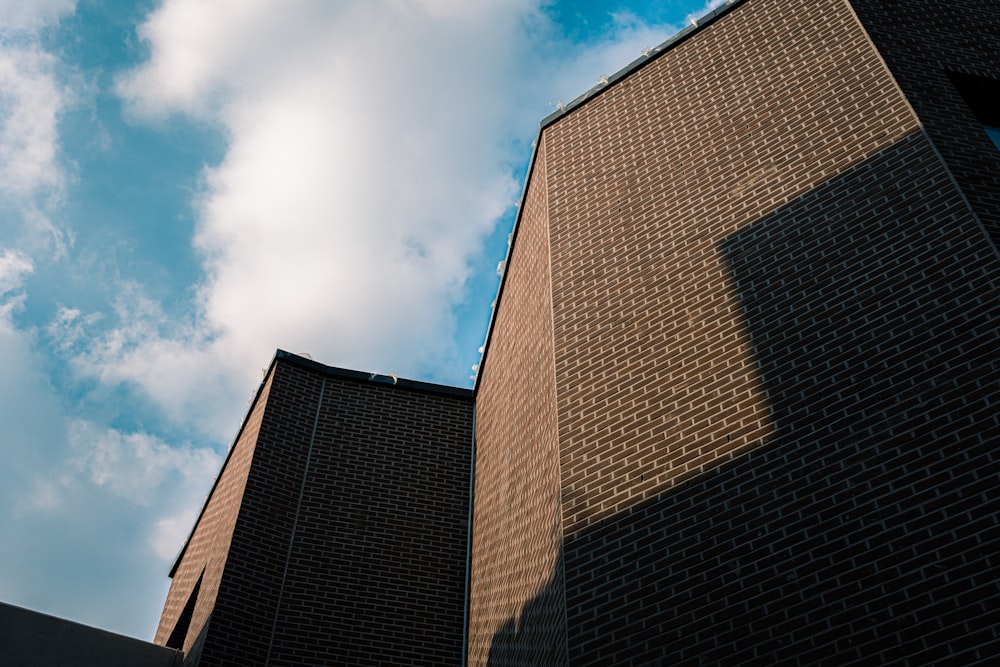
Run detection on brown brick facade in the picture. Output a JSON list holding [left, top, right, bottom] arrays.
[[545, 0, 918, 539], [467, 140, 568, 666], [475, 0, 1000, 662]]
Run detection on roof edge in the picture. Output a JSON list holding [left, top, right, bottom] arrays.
[[540, 0, 747, 129], [274, 349, 474, 399], [168, 350, 471, 577], [474, 0, 747, 396]]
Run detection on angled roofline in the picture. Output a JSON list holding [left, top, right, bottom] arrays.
[[473, 0, 748, 396], [273, 349, 473, 399], [168, 350, 472, 577]]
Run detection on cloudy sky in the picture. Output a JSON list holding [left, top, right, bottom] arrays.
[[1, 0, 723, 640]]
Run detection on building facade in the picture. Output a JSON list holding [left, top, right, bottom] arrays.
[[155, 0, 1000, 664], [469, 0, 1000, 663], [156, 352, 474, 666]]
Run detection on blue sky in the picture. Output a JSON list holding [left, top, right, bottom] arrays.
[[1, 0, 723, 640]]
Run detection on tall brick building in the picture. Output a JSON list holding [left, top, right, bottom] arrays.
[[154, 0, 1000, 664]]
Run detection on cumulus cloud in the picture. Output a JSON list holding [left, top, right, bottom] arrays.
[[86, 1, 538, 432], [66, 420, 220, 508], [2, 389, 221, 634], [55, 419, 223, 563], [82, 0, 700, 439], [1, 255, 220, 635]]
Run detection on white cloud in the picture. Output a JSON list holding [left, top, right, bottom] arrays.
[[0, 49, 62, 197], [90, 0, 697, 433], [1, 372, 221, 634], [0, 247, 33, 324], [59, 418, 222, 559], [103, 0, 549, 424], [44, 305, 101, 353], [50, 281, 242, 439], [0, 0, 75, 257], [0, 0, 75, 34], [67, 420, 220, 508]]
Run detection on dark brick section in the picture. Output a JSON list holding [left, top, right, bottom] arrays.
[[160, 352, 474, 666], [562, 133, 1000, 664], [264, 374, 474, 666], [848, 0, 1000, 249], [197, 357, 325, 666]]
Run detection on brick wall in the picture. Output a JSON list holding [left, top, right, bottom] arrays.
[[544, 0, 918, 541], [154, 367, 274, 656], [848, 0, 1000, 248], [477, 0, 1000, 662], [155, 0, 1000, 663], [467, 140, 568, 666], [157, 353, 474, 666]]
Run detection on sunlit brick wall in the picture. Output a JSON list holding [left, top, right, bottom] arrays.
[[477, 0, 1000, 662], [543, 0, 917, 543], [467, 140, 568, 666]]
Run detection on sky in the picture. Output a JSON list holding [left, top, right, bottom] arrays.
[[1, 0, 725, 640]]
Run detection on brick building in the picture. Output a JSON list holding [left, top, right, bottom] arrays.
[[153, 0, 1000, 664], [154, 352, 474, 665]]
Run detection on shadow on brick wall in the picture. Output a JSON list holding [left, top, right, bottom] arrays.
[[485, 551, 568, 666], [490, 132, 1000, 665]]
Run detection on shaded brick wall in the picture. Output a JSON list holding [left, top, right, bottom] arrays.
[[158, 354, 474, 666], [849, 0, 1000, 248], [154, 370, 274, 656], [261, 372, 474, 666], [197, 358, 325, 665], [479, 0, 1000, 662], [468, 140, 568, 666]]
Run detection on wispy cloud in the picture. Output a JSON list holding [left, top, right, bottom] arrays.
[[0, 248, 33, 323], [0, 0, 78, 260], [0, 0, 75, 33]]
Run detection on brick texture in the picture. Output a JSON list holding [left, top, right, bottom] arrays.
[[157, 353, 474, 666], [474, 0, 1000, 663], [848, 0, 1000, 248], [156, 0, 1000, 664], [154, 369, 274, 656], [467, 140, 568, 666], [545, 0, 918, 541]]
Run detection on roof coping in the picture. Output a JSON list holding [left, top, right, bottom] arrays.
[[540, 0, 746, 128], [275, 349, 473, 399]]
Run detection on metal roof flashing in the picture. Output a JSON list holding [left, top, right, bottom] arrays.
[[540, 0, 746, 129]]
